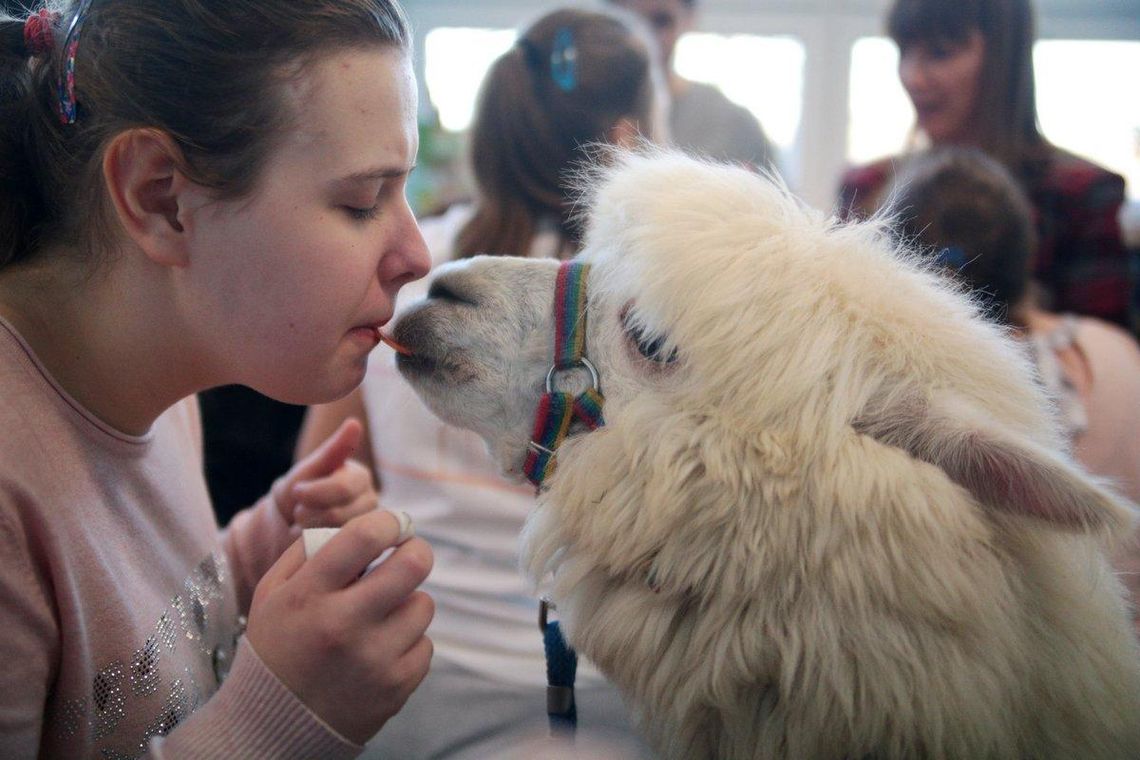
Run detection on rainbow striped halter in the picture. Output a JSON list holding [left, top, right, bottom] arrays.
[[523, 260, 607, 488], [524, 260, 608, 735]]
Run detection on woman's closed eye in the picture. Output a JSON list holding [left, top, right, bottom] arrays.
[[340, 177, 408, 223], [344, 204, 380, 222]]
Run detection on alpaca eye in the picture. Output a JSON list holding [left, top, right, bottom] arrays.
[[621, 308, 678, 364]]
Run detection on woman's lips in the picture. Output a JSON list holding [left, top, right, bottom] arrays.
[[350, 325, 382, 347]]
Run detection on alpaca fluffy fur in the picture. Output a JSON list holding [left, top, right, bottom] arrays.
[[394, 149, 1140, 759]]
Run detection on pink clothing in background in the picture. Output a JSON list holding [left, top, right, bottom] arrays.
[[0, 316, 360, 759], [1066, 318, 1140, 505], [1060, 317, 1140, 636]]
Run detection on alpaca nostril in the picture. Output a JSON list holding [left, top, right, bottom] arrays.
[[427, 279, 474, 305]]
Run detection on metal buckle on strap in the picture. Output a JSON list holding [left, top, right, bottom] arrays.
[[545, 356, 600, 394], [547, 685, 575, 716], [527, 440, 556, 457]]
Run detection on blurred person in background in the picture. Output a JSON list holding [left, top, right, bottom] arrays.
[[838, 0, 1136, 333], [608, 0, 779, 173], [892, 146, 1140, 637]]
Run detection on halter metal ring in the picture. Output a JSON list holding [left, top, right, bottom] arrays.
[[545, 357, 600, 394]]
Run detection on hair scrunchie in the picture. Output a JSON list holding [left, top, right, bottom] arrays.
[[23, 8, 60, 58]]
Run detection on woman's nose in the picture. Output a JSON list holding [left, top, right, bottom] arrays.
[[403, 217, 431, 281], [381, 202, 431, 287], [898, 52, 929, 93]]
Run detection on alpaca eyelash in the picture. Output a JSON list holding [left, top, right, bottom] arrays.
[[620, 307, 678, 364]]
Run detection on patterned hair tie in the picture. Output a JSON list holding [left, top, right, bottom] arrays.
[[23, 8, 59, 58], [58, 0, 95, 125]]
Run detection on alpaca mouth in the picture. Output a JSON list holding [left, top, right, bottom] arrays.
[[391, 308, 441, 371], [394, 350, 438, 374], [391, 307, 479, 383], [395, 349, 480, 385]]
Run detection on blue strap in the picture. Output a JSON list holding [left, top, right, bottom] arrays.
[[543, 618, 578, 736]]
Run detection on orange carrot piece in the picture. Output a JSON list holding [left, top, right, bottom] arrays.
[[377, 329, 412, 356]]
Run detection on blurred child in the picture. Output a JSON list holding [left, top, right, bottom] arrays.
[[607, 0, 778, 172], [892, 147, 1140, 635]]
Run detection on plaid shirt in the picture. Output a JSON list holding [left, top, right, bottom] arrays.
[[837, 150, 1136, 334]]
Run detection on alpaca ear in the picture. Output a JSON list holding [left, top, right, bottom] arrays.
[[854, 391, 1136, 534]]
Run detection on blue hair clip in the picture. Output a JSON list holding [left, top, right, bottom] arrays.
[[936, 245, 968, 272], [550, 27, 578, 93], [57, 0, 94, 125]]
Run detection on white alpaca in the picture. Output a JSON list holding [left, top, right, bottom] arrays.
[[392, 149, 1140, 759]]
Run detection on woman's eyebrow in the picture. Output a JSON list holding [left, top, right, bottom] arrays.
[[338, 164, 417, 184]]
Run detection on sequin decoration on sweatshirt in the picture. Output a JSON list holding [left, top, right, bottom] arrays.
[[50, 551, 242, 759]]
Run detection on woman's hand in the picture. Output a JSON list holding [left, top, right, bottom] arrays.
[[271, 418, 376, 531], [246, 509, 434, 744]]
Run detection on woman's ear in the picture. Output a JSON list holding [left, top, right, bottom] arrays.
[[607, 117, 643, 150], [102, 128, 194, 268]]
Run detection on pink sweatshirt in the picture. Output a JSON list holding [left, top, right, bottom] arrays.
[[0, 316, 361, 759]]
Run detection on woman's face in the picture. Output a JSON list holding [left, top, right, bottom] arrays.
[[181, 46, 430, 404], [898, 30, 986, 144]]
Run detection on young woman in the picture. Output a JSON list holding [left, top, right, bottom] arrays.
[[0, 2, 433, 757], [838, 0, 1134, 332], [297, 7, 664, 757]]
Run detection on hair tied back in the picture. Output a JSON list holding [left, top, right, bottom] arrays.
[[23, 8, 59, 58]]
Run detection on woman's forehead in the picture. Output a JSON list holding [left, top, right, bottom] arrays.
[[277, 47, 418, 171], [890, 2, 980, 46]]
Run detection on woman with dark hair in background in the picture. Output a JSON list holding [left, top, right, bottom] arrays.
[[297, 7, 665, 758], [838, 0, 1135, 333]]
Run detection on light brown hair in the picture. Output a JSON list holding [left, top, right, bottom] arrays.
[[454, 7, 660, 259]]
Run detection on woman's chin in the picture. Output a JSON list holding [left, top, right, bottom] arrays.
[[918, 117, 967, 146], [254, 364, 366, 407]]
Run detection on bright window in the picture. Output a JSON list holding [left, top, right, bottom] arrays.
[[1035, 40, 1140, 201], [674, 32, 805, 153], [847, 37, 1140, 200], [846, 37, 912, 165], [424, 27, 516, 132], [424, 27, 807, 156]]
